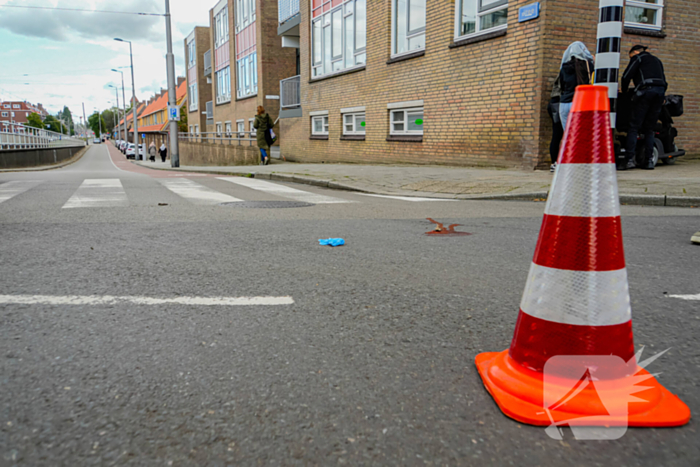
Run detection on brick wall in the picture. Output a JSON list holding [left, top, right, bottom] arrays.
[[186, 27, 213, 133], [280, 0, 699, 167]]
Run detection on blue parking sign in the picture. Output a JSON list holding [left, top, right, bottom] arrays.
[[518, 2, 540, 22]]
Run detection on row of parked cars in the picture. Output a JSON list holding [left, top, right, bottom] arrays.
[[114, 139, 145, 160]]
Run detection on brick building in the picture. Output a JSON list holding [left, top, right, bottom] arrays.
[[137, 78, 188, 149], [185, 27, 213, 136], [0, 101, 48, 129], [198, 0, 296, 140], [276, 0, 699, 168]]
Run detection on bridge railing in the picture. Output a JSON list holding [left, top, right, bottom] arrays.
[[0, 122, 86, 151], [178, 132, 257, 146]]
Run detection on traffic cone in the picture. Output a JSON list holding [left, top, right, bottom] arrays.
[[475, 85, 691, 427]]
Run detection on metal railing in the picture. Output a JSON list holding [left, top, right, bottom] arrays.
[[280, 75, 301, 109], [204, 50, 212, 77], [179, 131, 257, 146], [278, 0, 300, 24], [0, 122, 86, 151]]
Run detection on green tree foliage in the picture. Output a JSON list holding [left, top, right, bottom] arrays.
[[88, 112, 107, 137], [43, 115, 68, 134], [102, 109, 117, 133], [178, 103, 188, 133], [25, 112, 44, 130], [57, 106, 74, 131]]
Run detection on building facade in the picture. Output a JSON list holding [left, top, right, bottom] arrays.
[[276, 0, 699, 168], [203, 0, 296, 141], [137, 79, 188, 150], [185, 27, 213, 136], [0, 101, 48, 129]]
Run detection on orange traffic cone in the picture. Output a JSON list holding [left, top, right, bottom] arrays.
[[476, 85, 691, 427]]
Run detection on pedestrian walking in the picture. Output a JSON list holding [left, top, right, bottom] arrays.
[[557, 42, 594, 130], [619, 45, 668, 170], [547, 76, 564, 173], [159, 142, 167, 163], [148, 142, 157, 162], [253, 106, 274, 166]]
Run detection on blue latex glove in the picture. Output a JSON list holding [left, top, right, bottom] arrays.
[[319, 238, 345, 247]]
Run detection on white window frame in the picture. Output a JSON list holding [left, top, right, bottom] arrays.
[[194, 124, 199, 135], [341, 109, 366, 135], [235, 0, 256, 33], [216, 66, 231, 104], [187, 39, 197, 68], [225, 121, 232, 136], [215, 7, 229, 48], [236, 52, 258, 99], [1, 112, 7, 117], [311, 113, 329, 136], [249, 118, 255, 137], [216, 122, 223, 136], [2, 104, 9, 109], [625, 0, 664, 31], [12, 104, 20, 109], [236, 119, 245, 137], [189, 125, 194, 135], [311, 0, 367, 79], [454, 0, 508, 41], [391, 0, 427, 57], [389, 106, 424, 136]]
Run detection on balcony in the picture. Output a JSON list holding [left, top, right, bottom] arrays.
[[280, 75, 300, 109], [204, 50, 212, 78], [278, 0, 300, 25]]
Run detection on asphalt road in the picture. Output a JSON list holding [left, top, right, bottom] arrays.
[[1, 144, 698, 466]]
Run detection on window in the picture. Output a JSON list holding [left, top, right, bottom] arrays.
[[311, 0, 366, 78], [1, 112, 7, 117], [194, 125, 199, 135], [237, 52, 257, 98], [237, 120, 245, 137], [342, 111, 365, 135], [235, 0, 256, 32], [188, 39, 196, 68], [625, 0, 664, 30], [390, 107, 424, 135], [249, 118, 255, 137], [311, 115, 329, 135], [216, 66, 231, 103], [225, 121, 232, 136], [392, 0, 426, 56], [2, 104, 9, 109], [216, 122, 223, 135], [11, 112, 15, 117], [13, 104, 20, 109], [456, 0, 508, 39], [189, 125, 194, 135], [189, 82, 198, 111], [215, 7, 229, 47]]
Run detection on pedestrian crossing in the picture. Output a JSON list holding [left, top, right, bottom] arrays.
[[0, 176, 453, 209]]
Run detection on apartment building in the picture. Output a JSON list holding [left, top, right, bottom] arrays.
[[277, 0, 699, 168], [0, 101, 48, 128], [185, 27, 213, 136], [137, 78, 188, 149], [204, 0, 296, 140]]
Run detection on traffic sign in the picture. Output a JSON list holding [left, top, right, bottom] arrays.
[[168, 105, 180, 122]]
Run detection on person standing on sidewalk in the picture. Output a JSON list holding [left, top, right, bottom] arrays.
[[148, 141, 157, 162], [547, 76, 564, 173], [620, 45, 667, 171], [254, 106, 274, 166], [557, 42, 594, 130], [159, 142, 167, 163]]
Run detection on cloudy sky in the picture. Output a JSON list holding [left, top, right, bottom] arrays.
[[0, 0, 211, 122]]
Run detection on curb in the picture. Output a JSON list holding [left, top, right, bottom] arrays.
[[0, 146, 89, 173], [130, 162, 700, 208]]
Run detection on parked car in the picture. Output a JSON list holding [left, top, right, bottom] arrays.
[[125, 143, 136, 159], [120, 141, 128, 153], [93, 138, 101, 144]]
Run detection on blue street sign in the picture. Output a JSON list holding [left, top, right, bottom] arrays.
[[518, 2, 540, 22], [141, 134, 146, 139]]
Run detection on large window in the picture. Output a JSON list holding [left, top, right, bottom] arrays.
[[392, 0, 426, 56], [216, 66, 231, 103], [215, 7, 229, 47], [187, 40, 196, 68], [235, 0, 257, 98], [189, 82, 198, 111], [342, 111, 365, 135], [390, 107, 424, 136], [311, 0, 366, 78], [237, 52, 257, 99], [311, 115, 329, 135], [625, 0, 664, 30], [456, 0, 508, 39], [235, 0, 256, 32]]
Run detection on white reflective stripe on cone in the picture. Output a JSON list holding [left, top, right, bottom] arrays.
[[545, 164, 621, 218], [520, 263, 631, 326]]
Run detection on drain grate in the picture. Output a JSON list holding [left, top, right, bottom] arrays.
[[220, 201, 315, 209]]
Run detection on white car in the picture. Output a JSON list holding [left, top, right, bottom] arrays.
[[125, 143, 136, 159]]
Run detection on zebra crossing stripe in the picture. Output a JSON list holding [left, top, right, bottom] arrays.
[[0, 180, 44, 204], [218, 177, 353, 204], [62, 179, 128, 209], [159, 178, 243, 205]]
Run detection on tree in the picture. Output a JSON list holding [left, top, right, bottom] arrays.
[[88, 112, 106, 137], [25, 112, 44, 130], [57, 106, 74, 132], [177, 103, 188, 133], [102, 109, 117, 133], [43, 115, 68, 134]]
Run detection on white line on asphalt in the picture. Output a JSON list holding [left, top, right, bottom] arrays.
[[0, 294, 294, 306], [105, 144, 129, 173], [668, 294, 700, 301], [0, 180, 44, 204], [62, 178, 129, 209], [358, 193, 456, 202], [159, 178, 243, 204], [218, 177, 353, 204]]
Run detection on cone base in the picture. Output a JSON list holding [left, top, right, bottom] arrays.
[[476, 350, 691, 427]]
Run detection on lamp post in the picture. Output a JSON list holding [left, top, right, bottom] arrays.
[[164, 0, 180, 167], [112, 69, 128, 142], [114, 38, 140, 160], [108, 84, 121, 140]]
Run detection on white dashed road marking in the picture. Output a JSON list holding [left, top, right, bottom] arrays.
[[218, 177, 352, 204], [62, 179, 128, 209], [0, 294, 294, 306], [358, 193, 456, 202], [159, 178, 242, 205], [0, 180, 44, 204], [668, 294, 700, 301]]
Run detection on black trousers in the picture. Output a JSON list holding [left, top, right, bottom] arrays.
[[625, 86, 665, 166], [547, 102, 564, 164]]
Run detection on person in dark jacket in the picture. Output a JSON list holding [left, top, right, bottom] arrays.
[[620, 45, 667, 170], [547, 76, 564, 173], [253, 106, 274, 165], [557, 42, 594, 130]]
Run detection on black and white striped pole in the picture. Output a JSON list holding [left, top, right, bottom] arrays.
[[594, 0, 624, 128]]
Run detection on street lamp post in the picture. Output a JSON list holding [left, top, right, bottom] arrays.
[[112, 69, 128, 143], [115, 38, 140, 160], [164, 0, 180, 167], [108, 84, 121, 140]]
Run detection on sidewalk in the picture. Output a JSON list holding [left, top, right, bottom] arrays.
[[136, 157, 700, 207]]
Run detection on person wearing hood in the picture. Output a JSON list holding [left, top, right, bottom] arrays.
[[253, 106, 274, 165], [557, 42, 595, 130], [619, 45, 667, 170], [159, 142, 167, 162], [148, 141, 157, 162]]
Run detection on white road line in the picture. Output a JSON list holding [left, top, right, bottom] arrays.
[[668, 294, 700, 301], [105, 144, 129, 173], [0, 180, 44, 204], [218, 177, 353, 204], [159, 178, 243, 205], [358, 193, 456, 202], [0, 294, 294, 306], [62, 178, 128, 209]]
